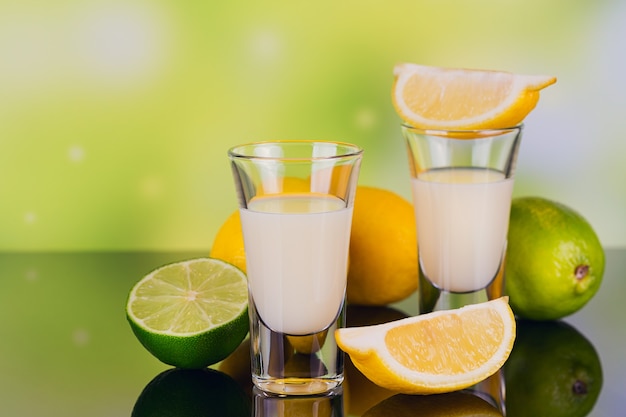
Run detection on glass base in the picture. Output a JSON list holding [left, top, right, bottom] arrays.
[[420, 286, 490, 314], [418, 258, 505, 314], [253, 377, 343, 396], [249, 298, 345, 396]]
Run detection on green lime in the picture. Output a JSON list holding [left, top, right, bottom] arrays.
[[131, 368, 251, 417], [126, 258, 249, 369], [505, 197, 605, 320], [505, 320, 602, 417], [363, 392, 502, 417]]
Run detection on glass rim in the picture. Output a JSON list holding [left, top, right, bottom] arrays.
[[228, 140, 363, 161], [401, 123, 523, 135]]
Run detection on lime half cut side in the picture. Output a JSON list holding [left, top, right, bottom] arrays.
[[126, 258, 249, 369]]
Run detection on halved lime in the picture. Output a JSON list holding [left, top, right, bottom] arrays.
[[126, 258, 249, 369]]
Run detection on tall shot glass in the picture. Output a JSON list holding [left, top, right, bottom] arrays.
[[402, 126, 522, 314], [228, 140, 363, 395]]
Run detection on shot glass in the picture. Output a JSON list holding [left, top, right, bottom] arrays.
[[228, 140, 363, 395], [402, 126, 522, 314]]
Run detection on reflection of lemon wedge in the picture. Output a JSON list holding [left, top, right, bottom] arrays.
[[363, 392, 502, 417], [392, 63, 556, 130], [335, 298, 515, 394], [343, 305, 409, 415], [345, 356, 398, 416]]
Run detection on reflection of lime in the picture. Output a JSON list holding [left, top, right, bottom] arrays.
[[505, 197, 605, 320], [132, 368, 250, 417], [126, 258, 249, 368], [505, 320, 603, 417], [363, 392, 502, 417]]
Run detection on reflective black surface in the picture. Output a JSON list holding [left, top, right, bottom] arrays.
[[1, 250, 623, 416]]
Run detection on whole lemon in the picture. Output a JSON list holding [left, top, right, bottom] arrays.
[[347, 186, 418, 306], [210, 210, 247, 273], [211, 186, 418, 307], [505, 197, 605, 320], [210, 177, 309, 273]]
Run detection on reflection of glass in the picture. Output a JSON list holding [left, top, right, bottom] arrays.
[[252, 387, 344, 417], [252, 386, 344, 417], [229, 141, 362, 395], [464, 369, 506, 415], [402, 126, 522, 313]]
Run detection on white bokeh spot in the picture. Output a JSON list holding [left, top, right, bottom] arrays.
[[68, 145, 85, 163], [74, 2, 171, 85], [355, 107, 377, 130], [25, 268, 39, 282], [24, 211, 37, 224], [140, 176, 163, 199], [72, 328, 90, 347], [249, 28, 282, 64]]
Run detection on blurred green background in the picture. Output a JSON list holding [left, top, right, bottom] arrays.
[[1, 0, 624, 251]]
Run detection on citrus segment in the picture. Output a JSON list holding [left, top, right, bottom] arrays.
[[126, 258, 249, 369], [335, 298, 515, 394], [392, 63, 556, 130]]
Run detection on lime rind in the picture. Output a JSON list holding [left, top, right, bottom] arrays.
[[128, 311, 249, 369]]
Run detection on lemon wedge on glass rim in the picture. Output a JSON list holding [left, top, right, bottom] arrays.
[[392, 63, 556, 130]]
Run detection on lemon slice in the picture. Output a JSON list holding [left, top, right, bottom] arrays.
[[392, 63, 556, 130], [126, 258, 249, 369], [335, 297, 516, 394]]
